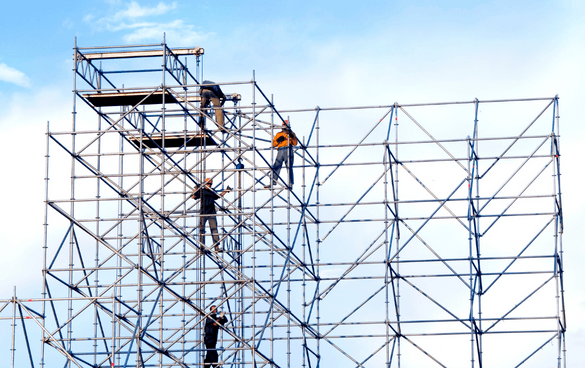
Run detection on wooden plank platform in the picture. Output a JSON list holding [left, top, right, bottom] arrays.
[[77, 47, 204, 60]]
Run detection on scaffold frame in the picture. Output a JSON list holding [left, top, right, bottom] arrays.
[[0, 40, 565, 368]]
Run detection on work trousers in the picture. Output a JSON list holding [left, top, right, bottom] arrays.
[[199, 215, 220, 246], [200, 92, 224, 127], [271, 146, 294, 185], [203, 343, 219, 367]]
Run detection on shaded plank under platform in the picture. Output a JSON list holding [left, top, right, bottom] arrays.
[[83, 91, 241, 107], [128, 132, 217, 149], [83, 91, 199, 107]]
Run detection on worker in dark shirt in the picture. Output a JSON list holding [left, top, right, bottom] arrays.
[[203, 305, 228, 367], [199, 80, 226, 128], [191, 178, 231, 252]]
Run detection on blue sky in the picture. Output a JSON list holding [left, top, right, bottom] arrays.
[[0, 0, 584, 366]]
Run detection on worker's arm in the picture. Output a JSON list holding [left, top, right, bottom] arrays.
[[218, 311, 228, 325], [289, 131, 298, 146], [273, 132, 285, 147], [191, 186, 202, 199], [220, 186, 232, 197]]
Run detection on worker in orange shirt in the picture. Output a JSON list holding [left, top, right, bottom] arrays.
[[266, 120, 298, 188]]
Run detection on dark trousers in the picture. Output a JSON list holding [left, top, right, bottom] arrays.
[[200, 215, 220, 246], [200, 92, 224, 127], [271, 146, 294, 185], [204, 343, 219, 367]]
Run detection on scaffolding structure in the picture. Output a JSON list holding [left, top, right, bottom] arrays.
[[0, 40, 566, 368]]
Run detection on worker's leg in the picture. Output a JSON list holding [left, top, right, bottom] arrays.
[[200, 95, 209, 128], [204, 346, 217, 367], [199, 215, 208, 246], [271, 148, 286, 185], [208, 216, 220, 249], [286, 146, 294, 185], [210, 96, 224, 127], [208, 349, 218, 366]]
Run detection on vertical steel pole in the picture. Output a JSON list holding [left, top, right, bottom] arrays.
[[468, 132, 474, 368], [160, 36, 167, 368], [302, 136, 307, 368], [270, 94, 275, 366], [552, 96, 565, 368], [315, 111, 321, 367], [286, 116, 292, 368], [93, 60, 103, 368], [558, 97, 566, 368], [237, 100, 243, 368], [136, 91, 145, 368], [67, 36, 79, 368], [252, 70, 257, 367], [181, 55, 188, 367], [468, 100, 477, 368], [111, 292, 116, 367], [41, 120, 50, 368], [383, 109, 390, 367], [393, 104, 401, 368], [115, 100, 125, 368], [11, 288, 16, 368], [474, 99, 483, 366]]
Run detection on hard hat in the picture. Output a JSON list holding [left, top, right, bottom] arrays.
[[205, 178, 213, 184], [282, 120, 289, 126]]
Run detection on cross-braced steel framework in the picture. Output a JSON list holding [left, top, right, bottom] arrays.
[[0, 41, 565, 368]]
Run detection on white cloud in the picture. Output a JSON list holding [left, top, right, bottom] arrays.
[[90, 0, 177, 26], [0, 63, 31, 88], [83, 1, 208, 45], [123, 19, 210, 44], [113, 1, 176, 20], [102, 20, 158, 32]]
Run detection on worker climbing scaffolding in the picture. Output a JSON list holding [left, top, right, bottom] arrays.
[[266, 120, 298, 188], [191, 178, 231, 252], [199, 80, 226, 129], [203, 305, 228, 367]]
